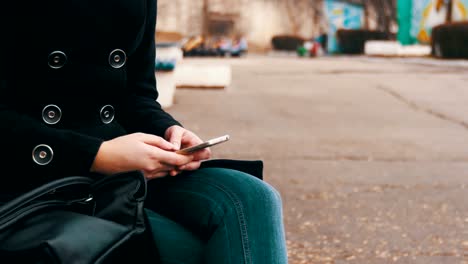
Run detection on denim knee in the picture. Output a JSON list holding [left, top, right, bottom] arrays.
[[205, 168, 283, 215], [242, 179, 283, 209], [185, 168, 284, 225]]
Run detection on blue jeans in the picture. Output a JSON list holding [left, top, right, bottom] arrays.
[[144, 168, 288, 264]]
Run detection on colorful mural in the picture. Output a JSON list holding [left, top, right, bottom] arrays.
[[324, 0, 364, 53], [411, 0, 468, 44], [397, 0, 416, 45]]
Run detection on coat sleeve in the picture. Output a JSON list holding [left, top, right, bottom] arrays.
[[118, 0, 182, 137]]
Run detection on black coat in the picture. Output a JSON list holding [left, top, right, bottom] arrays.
[[0, 2, 265, 262], [0, 0, 181, 194]]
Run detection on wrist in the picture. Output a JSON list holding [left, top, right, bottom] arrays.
[[90, 141, 110, 174]]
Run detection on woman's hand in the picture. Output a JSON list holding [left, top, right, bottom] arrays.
[[91, 133, 194, 179], [165, 125, 212, 176]]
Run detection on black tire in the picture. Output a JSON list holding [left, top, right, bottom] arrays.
[[336, 29, 390, 54], [271, 35, 305, 51], [432, 22, 468, 59]]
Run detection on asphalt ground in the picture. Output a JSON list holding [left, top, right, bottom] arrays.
[[165, 56, 468, 264]]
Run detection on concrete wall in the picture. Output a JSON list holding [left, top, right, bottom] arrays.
[[237, 1, 323, 46], [157, 0, 204, 37], [156, 0, 323, 49], [155, 0, 387, 49]]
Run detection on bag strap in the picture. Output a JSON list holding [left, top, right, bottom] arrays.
[[0, 176, 93, 219]]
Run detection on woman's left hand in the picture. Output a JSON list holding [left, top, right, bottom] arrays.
[[165, 125, 212, 176]]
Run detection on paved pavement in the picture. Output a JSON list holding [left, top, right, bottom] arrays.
[[165, 56, 468, 264]]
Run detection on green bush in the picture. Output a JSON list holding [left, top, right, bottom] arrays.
[[432, 22, 468, 59], [336, 29, 391, 54], [271, 35, 305, 51]]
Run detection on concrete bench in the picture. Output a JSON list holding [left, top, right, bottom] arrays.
[[364, 41, 431, 57], [175, 63, 232, 89], [155, 43, 183, 108]]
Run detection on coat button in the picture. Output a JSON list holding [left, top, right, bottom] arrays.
[[100, 105, 115, 124], [42, 104, 62, 125], [109, 49, 126, 68], [32, 144, 54, 165], [48, 51, 67, 69]]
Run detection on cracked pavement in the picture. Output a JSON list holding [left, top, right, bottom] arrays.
[[165, 56, 468, 264]]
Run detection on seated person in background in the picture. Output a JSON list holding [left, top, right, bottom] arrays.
[[231, 35, 248, 57]]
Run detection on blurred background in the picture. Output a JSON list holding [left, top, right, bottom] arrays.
[[153, 1, 468, 263]]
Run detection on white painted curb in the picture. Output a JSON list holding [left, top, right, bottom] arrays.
[[175, 64, 232, 89], [365, 41, 431, 57]]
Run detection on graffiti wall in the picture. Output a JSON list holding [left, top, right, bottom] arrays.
[[324, 0, 364, 53], [411, 0, 468, 44]]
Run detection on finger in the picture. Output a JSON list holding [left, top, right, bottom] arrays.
[[179, 161, 201, 171], [152, 172, 169, 179], [192, 148, 212, 161], [158, 163, 176, 172], [144, 171, 169, 180], [181, 131, 203, 147], [157, 150, 194, 167], [169, 169, 181, 177], [139, 134, 174, 151], [168, 127, 185, 151], [164, 165, 184, 177]]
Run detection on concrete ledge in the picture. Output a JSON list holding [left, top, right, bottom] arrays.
[[399, 45, 432, 57], [155, 71, 176, 108], [155, 46, 183, 108], [156, 45, 184, 61], [175, 63, 232, 89], [365, 41, 400, 56], [365, 41, 431, 57]]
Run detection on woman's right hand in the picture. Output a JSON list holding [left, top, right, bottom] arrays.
[[90, 133, 194, 179]]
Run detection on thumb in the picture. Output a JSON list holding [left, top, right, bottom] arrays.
[[139, 134, 175, 151], [168, 128, 184, 151]]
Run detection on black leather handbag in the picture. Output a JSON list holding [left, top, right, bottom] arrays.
[[0, 172, 151, 264]]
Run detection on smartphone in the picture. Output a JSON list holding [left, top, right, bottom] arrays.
[[176, 135, 230, 155]]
